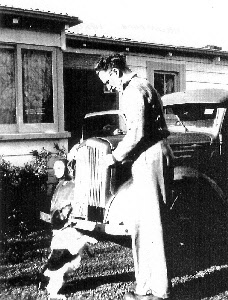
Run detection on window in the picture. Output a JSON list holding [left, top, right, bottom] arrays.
[[164, 104, 217, 129], [0, 47, 16, 125], [22, 49, 53, 124], [0, 44, 57, 134], [154, 72, 176, 96], [83, 113, 126, 140], [147, 61, 186, 97]]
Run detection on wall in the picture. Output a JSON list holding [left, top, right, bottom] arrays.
[[64, 49, 228, 91], [0, 27, 61, 47], [127, 53, 228, 90], [186, 59, 228, 90], [0, 133, 69, 166]]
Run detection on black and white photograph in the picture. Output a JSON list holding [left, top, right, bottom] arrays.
[[1, 1, 228, 299]]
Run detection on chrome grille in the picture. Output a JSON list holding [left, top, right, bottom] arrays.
[[73, 138, 111, 221], [173, 144, 200, 158], [171, 143, 204, 165]]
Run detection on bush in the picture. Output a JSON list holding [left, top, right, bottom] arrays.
[[0, 148, 52, 233]]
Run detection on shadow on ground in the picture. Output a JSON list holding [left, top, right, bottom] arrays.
[[57, 240, 228, 300], [59, 272, 135, 294], [1, 220, 228, 300], [172, 267, 228, 300]]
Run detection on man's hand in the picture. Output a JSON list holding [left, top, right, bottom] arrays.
[[99, 154, 116, 168], [67, 143, 80, 161]]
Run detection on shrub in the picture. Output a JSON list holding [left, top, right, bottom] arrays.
[[0, 148, 52, 233], [0, 147, 52, 185]]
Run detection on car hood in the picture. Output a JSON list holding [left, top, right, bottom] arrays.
[[98, 131, 213, 149], [167, 131, 212, 145], [97, 135, 124, 150]]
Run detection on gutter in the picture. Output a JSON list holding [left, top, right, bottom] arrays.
[[66, 32, 228, 58], [0, 5, 82, 27]]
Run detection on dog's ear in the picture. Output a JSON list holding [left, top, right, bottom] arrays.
[[47, 249, 77, 271], [51, 204, 72, 230], [51, 210, 65, 230], [61, 204, 72, 219]]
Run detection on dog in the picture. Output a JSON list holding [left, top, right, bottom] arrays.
[[40, 205, 97, 299]]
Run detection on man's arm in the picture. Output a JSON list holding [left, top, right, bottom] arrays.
[[112, 87, 144, 162]]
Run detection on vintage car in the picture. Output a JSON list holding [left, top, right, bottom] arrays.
[[41, 89, 228, 248], [40, 89, 228, 297]]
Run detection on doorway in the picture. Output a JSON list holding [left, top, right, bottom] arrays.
[[64, 68, 118, 149]]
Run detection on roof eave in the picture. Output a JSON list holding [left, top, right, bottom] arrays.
[[66, 33, 228, 57], [0, 6, 82, 27]]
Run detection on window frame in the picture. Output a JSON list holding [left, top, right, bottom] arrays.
[[0, 43, 58, 134], [154, 71, 177, 96], [18, 44, 58, 133], [146, 61, 186, 95]]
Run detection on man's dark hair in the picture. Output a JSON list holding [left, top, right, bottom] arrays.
[[95, 53, 127, 72]]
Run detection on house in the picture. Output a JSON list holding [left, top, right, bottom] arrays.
[[1, 4, 228, 166], [0, 5, 81, 167], [64, 26, 228, 147]]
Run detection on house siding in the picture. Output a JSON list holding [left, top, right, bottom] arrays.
[[186, 60, 228, 90], [127, 53, 228, 91], [0, 27, 62, 47]]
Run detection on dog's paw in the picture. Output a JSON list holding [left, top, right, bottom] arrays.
[[86, 236, 97, 244], [45, 270, 65, 298]]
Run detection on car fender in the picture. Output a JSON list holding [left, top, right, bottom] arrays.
[[173, 165, 227, 203], [104, 165, 228, 225], [104, 178, 133, 226]]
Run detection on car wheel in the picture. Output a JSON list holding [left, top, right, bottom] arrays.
[[167, 178, 228, 254]]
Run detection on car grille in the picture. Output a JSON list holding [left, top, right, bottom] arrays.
[[171, 143, 205, 166], [73, 138, 111, 222]]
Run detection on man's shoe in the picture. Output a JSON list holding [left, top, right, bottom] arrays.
[[123, 291, 164, 300]]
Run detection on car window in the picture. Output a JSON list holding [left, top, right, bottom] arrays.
[[83, 114, 126, 139], [164, 104, 217, 129]]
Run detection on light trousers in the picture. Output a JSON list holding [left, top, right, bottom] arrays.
[[130, 140, 173, 298]]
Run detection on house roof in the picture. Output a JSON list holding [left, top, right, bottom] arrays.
[[0, 3, 227, 59], [66, 23, 228, 59], [0, 4, 82, 29], [66, 31, 228, 59]]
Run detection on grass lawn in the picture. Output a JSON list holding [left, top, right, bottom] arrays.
[[1, 221, 228, 300]]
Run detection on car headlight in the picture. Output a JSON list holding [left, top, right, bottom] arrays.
[[53, 160, 67, 179]]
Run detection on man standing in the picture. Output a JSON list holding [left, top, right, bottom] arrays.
[[95, 54, 174, 300]]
